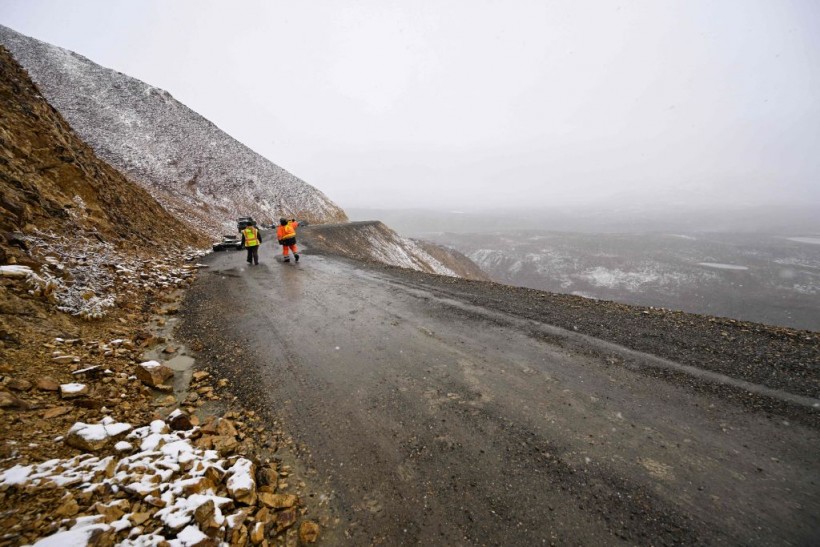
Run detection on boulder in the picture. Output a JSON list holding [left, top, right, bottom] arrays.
[[167, 409, 193, 431], [226, 458, 257, 506], [65, 417, 132, 451], [136, 360, 174, 387]]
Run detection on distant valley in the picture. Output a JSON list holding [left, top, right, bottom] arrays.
[[349, 208, 820, 331]]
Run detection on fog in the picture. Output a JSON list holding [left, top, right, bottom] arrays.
[[2, 0, 818, 215]]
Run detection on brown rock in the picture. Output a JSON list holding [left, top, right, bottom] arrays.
[[299, 521, 320, 544], [168, 410, 193, 431], [87, 527, 115, 547], [213, 435, 240, 455], [275, 507, 298, 532], [226, 508, 250, 531], [0, 390, 31, 409], [204, 465, 225, 485], [194, 499, 216, 526], [162, 345, 177, 354], [250, 522, 265, 545], [95, 501, 125, 523], [230, 525, 249, 546], [54, 495, 79, 517], [131, 512, 151, 525], [6, 378, 32, 391], [135, 360, 174, 387], [182, 476, 215, 496], [192, 371, 210, 382], [200, 417, 219, 435], [226, 461, 257, 506], [258, 493, 298, 510], [195, 435, 215, 450], [42, 406, 72, 419], [255, 506, 270, 524], [217, 418, 238, 438], [36, 376, 61, 391], [257, 465, 279, 493]]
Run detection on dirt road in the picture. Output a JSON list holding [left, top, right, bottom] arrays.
[[178, 244, 820, 545]]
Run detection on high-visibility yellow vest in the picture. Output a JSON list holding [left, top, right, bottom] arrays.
[[243, 227, 259, 247]]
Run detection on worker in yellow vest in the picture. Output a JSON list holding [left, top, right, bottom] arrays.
[[240, 222, 261, 266]]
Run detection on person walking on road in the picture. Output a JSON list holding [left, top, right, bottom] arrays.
[[241, 222, 261, 266], [277, 218, 300, 263]]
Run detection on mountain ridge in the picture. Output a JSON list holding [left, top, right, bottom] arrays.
[[0, 24, 347, 236]]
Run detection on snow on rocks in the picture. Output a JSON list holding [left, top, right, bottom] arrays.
[[226, 458, 257, 505], [3, 228, 205, 320], [0, 413, 319, 544], [65, 417, 133, 451], [0, 264, 34, 277], [59, 383, 89, 399]]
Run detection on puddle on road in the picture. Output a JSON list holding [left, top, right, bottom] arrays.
[[166, 354, 196, 394], [141, 306, 198, 407]]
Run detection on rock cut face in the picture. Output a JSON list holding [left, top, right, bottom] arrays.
[[0, 25, 348, 236]]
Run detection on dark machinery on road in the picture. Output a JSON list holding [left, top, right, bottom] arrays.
[[212, 234, 243, 252]]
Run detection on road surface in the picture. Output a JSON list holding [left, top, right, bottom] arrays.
[[178, 244, 820, 545]]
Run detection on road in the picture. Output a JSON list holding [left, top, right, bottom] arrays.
[[178, 243, 820, 545]]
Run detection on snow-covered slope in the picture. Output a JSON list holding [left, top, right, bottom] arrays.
[[0, 25, 347, 235], [301, 221, 485, 278]]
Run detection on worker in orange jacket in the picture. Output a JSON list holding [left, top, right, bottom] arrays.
[[276, 218, 299, 263]]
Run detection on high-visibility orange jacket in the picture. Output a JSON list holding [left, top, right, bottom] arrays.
[[276, 221, 298, 242], [242, 226, 260, 247]]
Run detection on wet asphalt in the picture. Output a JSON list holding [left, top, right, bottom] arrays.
[[177, 246, 820, 545]]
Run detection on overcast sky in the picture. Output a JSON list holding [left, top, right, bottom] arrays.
[[2, 0, 819, 212]]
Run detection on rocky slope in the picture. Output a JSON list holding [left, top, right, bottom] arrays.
[[0, 24, 348, 235], [300, 221, 489, 280], [0, 44, 211, 319], [0, 45, 323, 545]]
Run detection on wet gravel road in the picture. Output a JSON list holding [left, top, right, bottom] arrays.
[[178, 245, 820, 545]]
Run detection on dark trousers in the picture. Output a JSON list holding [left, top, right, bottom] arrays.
[[246, 246, 259, 265]]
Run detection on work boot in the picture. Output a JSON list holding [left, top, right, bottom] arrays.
[[294, 253, 300, 263], [283, 257, 290, 263]]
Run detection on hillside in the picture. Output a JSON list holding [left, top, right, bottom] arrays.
[[0, 25, 347, 235], [0, 44, 211, 318], [0, 45, 326, 545], [300, 221, 488, 280]]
